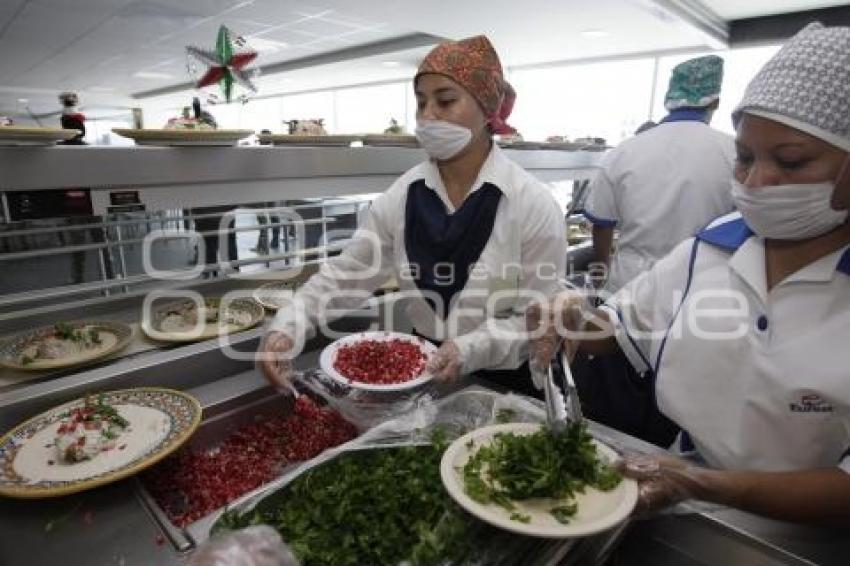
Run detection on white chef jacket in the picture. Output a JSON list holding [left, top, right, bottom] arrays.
[[601, 212, 850, 473], [584, 121, 735, 292], [270, 145, 566, 374]]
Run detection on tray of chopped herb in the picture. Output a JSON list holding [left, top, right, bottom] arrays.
[[440, 422, 637, 538], [212, 430, 581, 565]]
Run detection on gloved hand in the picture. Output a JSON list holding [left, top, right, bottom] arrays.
[[426, 340, 463, 382], [188, 525, 299, 566], [619, 453, 713, 514], [525, 290, 586, 370], [256, 331, 296, 389]]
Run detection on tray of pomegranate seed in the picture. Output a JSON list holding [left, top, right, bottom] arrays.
[[138, 387, 357, 533], [319, 331, 438, 392]]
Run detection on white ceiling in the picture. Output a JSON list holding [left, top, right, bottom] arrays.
[[702, 0, 849, 20], [0, 0, 844, 118]]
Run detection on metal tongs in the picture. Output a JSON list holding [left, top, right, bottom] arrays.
[[533, 349, 583, 433]]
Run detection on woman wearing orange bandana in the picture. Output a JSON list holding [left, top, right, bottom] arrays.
[[259, 36, 566, 395]]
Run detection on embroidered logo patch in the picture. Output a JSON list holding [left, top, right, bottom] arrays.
[[789, 393, 834, 413]]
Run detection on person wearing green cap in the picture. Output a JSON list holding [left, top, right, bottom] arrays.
[[573, 55, 736, 447], [584, 54, 733, 294]]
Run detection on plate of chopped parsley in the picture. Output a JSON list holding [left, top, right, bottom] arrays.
[[440, 422, 638, 538]]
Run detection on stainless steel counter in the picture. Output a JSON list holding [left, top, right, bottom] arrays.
[[0, 305, 846, 565]]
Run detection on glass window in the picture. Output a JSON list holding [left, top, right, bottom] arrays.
[[508, 58, 656, 145], [335, 82, 409, 134]]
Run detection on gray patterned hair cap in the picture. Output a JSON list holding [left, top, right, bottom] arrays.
[[733, 22, 850, 152]]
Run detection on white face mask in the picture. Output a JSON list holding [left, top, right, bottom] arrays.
[[414, 120, 472, 161], [731, 179, 848, 240]]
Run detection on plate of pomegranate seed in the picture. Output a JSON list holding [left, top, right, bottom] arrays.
[[319, 331, 438, 392]]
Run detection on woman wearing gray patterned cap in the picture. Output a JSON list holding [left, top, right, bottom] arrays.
[[528, 22, 850, 525]]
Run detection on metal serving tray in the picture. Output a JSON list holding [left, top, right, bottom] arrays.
[[134, 384, 345, 552]]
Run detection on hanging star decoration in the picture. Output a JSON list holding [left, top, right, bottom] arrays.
[[187, 25, 259, 104]]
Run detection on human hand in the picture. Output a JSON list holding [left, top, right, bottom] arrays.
[[256, 331, 296, 389], [426, 340, 463, 382]]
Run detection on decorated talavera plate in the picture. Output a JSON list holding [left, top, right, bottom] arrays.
[[319, 331, 438, 392], [0, 321, 133, 371], [440, 423, 638, 538], [111, 128, 253, 146], [141, 297, 264, 343], [253, 280, 297, 311], [0, 388, 201, 498], [0, 126, 81, 146]]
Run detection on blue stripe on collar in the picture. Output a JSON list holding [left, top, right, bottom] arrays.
[[838, 248, 850, 276], [698, 218, 850, 276], [695, 217, 753, 252], [661, 108, 708, 124]]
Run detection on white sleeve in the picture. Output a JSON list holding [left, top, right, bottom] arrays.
[[583, 167, 619, 227], [600, 238, 698, 373], [453, 185, 567, 374], [268, 190, 397, 341]]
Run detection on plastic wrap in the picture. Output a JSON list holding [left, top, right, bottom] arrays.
[[294, 370, 547, 444], [188, 525, 299, 566]]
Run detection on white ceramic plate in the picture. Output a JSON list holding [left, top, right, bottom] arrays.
[[319, 331, 437, 392], [0, 321, 133, 371], [141, 297, 264, 343], [0, 388, 201, 498], [0, 126, 80, 146], [440, 422, 638, 538], [111, 128, 253, 146]]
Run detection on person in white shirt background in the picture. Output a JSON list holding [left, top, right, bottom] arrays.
[[571, 56, 737, 447], [530, 22, 850, 525], [258, 35, 566, 396], [584, 54, 736, 294]]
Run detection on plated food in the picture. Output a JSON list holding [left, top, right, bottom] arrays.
[[111, 128, 253, 146], [54, 395, 129, 463], [440, 422, 637, 538], [253, 280, 297, 311], [0, 126, 81, 146], [319, 331, 437, 391], [0, 388, 201, 498], [142, 297, 264, 342], [0, 321, 133, 371]]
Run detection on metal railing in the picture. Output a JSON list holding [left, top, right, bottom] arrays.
[[0, 197, 373, 312]]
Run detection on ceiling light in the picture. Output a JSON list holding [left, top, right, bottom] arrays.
[[133, 70, 173, 80], [580, 29, 609, 38], [17, 98, 28, 103], [381, 61, 400, 67]]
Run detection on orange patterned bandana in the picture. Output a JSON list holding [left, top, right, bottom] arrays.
[[415, 35, 516, 134]]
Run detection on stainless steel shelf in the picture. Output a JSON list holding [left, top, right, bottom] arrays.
[[0, 145, 602, 193]]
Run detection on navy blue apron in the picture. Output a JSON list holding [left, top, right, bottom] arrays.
[[404, 179, 538, 397]]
